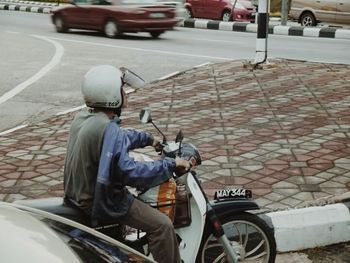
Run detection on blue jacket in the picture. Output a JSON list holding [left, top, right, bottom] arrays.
[[91, 121, 175, 225]]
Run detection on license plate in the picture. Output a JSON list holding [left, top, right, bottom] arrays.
[[149, 12, 166, 18], [214, 188, 252, 200]]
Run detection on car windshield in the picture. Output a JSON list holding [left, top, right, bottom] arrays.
[[234, 2, 244, 9], [32, 215, 148, 263]]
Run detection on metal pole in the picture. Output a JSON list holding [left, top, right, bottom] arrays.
[[253, 0, 269, 66], [230, 0, 238, 21], [281, 0, 288, 25]]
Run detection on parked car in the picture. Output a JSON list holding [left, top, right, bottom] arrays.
[[184, 0, 256, 22], [0, 201, 155, 263], [289, 0, 350, 26], [51, 0, 179, 38]]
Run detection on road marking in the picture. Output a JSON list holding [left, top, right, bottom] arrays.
[[56, 104, 86, 116], [0, 34, 64, 105], [0, 124, 27, 136], [5, 30, 19, 34], [158, 71, 180, 80], [49, 36, 230, 61], [194, 62, 211, 68]]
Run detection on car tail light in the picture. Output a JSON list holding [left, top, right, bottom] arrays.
[[135, 10, 146, 15], [149, 12, 167, 18]]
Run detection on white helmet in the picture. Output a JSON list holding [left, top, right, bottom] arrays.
[[82, 65, 124, 109]]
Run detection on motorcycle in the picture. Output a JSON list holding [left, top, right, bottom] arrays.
[[14, 108, 276, 263], [129, 109, 277, 263]]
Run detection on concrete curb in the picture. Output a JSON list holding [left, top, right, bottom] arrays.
[[0, 2, 52, 13], [1, 0, 350, 40], [265, 198, 350, 252], [1, 0, 59, 5], [178, 19, 350, 40]]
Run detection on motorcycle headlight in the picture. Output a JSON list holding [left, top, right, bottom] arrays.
[[179, 143, 202, 166]]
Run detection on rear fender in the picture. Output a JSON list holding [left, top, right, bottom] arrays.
[[210, 198, 259, 218]]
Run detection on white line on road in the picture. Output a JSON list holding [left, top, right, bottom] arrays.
[[5, 30, 20, 34], [194, 62, 211, 68], [0, 124, 27, 136], [49, 36, 230, 61], [0, 34, 64, 105], [158, 71, 180, 80], [56, 104, 86, 116]]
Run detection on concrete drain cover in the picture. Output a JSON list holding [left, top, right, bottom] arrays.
[[300, 184, 321, 192]]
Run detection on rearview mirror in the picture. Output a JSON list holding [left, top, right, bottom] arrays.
[[175, 130, 184, 143], [120, 67, 146, 89], [139, 109, 167, 143], [139, 109, 152, 124]]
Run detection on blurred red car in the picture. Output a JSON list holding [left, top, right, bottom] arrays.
[[51, 0, 179, 38], [184, 0, 256, 22]]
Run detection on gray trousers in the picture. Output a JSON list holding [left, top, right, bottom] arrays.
[[122, 198, 181, 263]]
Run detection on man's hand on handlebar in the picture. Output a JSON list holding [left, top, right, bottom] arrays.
[[152, 136, 163, 152], [175, 157, 191, 170], [174, 157, 191, 177]]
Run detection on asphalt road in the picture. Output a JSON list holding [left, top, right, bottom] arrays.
[[0, 11, 349, 133]]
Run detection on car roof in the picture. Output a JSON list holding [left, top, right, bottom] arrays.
[[0, 204, 81, 263]]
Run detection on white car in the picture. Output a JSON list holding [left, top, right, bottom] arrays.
[[289, 0, 350, 26], [0, 201, 155, 263]]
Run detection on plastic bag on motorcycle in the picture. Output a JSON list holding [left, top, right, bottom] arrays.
[[138, 178, 192, 228], [138, 143, 201, 227], [138, 178, 177, 222]]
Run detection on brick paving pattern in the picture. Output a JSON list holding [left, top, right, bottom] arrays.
[[1, 58, 350, 213], [2, 58, 350, 261]]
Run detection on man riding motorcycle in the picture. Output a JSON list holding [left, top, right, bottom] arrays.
[[63, 65, 190, 263]]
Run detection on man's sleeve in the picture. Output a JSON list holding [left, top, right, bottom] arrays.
[[123, 128, 153, 150], [116, 128, 175, 189]]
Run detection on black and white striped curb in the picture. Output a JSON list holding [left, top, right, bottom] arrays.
[[263, 193, 350, 252], [1, 0, 350, 40], [0, 0, 64, 12], [1, 0, 58, 6], [178, 18, 350, 40], [0, 2, 52, 13]]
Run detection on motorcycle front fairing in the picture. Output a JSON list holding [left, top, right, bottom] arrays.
[[175, 172, 207, 263]]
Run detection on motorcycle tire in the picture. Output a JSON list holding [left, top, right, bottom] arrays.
[[196, 212, 276, 263]]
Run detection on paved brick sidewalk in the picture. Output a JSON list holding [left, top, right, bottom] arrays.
[[1, 58, 350, 206], [1, 58, 350, 261]]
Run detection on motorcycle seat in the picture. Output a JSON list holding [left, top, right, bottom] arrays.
[[14, 197, 90, 226]]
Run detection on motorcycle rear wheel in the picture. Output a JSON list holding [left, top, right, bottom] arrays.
[[196, 212, 276, 263]]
